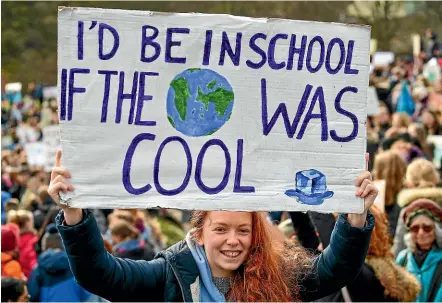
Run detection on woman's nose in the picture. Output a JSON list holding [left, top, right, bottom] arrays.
[[226, 232, 240, 246]]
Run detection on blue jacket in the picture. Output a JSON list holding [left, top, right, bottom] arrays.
[[56, 210, 374, 302], [396, 247, 442, 302], [28, 249, 93, 302]]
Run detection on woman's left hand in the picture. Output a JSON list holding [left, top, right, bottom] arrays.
[[347, 153, 378, 228]]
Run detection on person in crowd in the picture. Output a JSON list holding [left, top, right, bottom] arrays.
[[107, 209, 164, 252], [32, 185, 55, 230], [374, 103, 392, 141], [2, 190, 12, 224], [1, 277, 29, 302], [393, 158, 442, 255], [421, 109, 442, 135], [1, 223, 24, 280], [408, 123, 434, 160], [7, 209, 38, 279], [50, 151, 377, 302], [27, 223, 94, 302], [425, 29, 440, 60], [373, 151, 407, 237], [396, 199, 442, 302], [391, 112, 412, 132], [381, 133, 426, 164], [110, 220, 156, 261]]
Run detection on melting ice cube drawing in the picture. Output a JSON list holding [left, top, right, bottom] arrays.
[[285, 169, 334, 205]]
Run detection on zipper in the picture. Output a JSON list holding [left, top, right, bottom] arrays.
[[166, 259, 188, 302]]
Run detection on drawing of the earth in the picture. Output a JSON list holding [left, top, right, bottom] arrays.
[[166, 68, 234, 137]]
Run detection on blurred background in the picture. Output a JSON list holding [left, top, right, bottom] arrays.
[[2, 1, 442, 86]]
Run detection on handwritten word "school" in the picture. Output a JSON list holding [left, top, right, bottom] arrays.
[[77, 22, 359, 75]]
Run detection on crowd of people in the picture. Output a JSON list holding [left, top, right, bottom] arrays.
[[1, 28, 442, 302]]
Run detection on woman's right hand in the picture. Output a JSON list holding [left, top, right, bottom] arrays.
[[48, 150, 83, 225]]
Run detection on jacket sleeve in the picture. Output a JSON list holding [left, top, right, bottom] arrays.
[[56, 209, 167, 302], [299, 212, 374, 301]]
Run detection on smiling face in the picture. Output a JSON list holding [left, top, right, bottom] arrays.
[[197, 211, 253, 277], [409, 214, 436, 250]]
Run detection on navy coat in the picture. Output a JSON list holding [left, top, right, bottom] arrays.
[[56, 210, 374, 302]]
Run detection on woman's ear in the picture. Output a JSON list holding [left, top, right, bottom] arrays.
[[197, 236, 204, 246]]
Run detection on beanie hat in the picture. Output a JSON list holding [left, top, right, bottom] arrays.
[[1, 223, 19, 252], [403, 198, 442, 227], [42, 223, 63, 251]]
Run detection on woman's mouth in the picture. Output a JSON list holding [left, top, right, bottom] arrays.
[[221, 250, 242, 258]]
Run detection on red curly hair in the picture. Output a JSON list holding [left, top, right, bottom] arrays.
[[190, 211, 312, 302], [367, 205, 393, 257]]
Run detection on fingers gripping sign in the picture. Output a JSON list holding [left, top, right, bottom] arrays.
[[48, 150, 75, 208]]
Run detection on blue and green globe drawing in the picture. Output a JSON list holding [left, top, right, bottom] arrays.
[[166, 68, 234, 137]]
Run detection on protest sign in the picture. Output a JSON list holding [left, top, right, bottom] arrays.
[[372, 52, 394, 67], [43, 86, 58, 99], [24, 142, 46, 166], [57, 7, 370, 212], [367, 87, 380, 116], [373, 180, 386, 213], [43, 125, 61, 172], [411, 34, 421, 57], [370, 39, 377, 55], [5, 82, 23, 103]]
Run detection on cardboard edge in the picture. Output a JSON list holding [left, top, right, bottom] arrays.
[[57, 6, 371, 30]]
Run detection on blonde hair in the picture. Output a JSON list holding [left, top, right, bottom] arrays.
[[406, 158, 440, 188], [7, 209, 35, 233], [392, 112, 411, 128], [374, 151, 407, 206]]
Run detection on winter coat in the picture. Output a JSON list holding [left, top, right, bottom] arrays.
[[385, 202, 402, 238], [56, 209, 374, 302], [28, 249, 93, 302], [18, 232, 38, 278], [113, 238, 156, 261], [396, 247, 442, 302], [1, 252, 24, 280], [317, 257, 421, 302]]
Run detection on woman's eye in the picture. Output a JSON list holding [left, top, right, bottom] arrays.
[[214, 228, 226, 232], [239, 229, 250, 234]]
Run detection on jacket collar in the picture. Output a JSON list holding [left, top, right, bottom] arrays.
[[157, 240, 199, 302]]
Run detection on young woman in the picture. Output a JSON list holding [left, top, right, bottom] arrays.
[[110, 220, 156, 261], [49, 151, 378, 302]]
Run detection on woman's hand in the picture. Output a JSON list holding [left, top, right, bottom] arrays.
[[347, 153, 378, 228], [48, 150, 83, 225]]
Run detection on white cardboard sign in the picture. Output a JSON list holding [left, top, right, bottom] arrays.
[[372, 51, 394, 66], [43, 125, 61, 172], [367, 87, 380, 116], [43, 86, 58, 100], [24, 142, 46, 166], [57, 7, 370, 212]]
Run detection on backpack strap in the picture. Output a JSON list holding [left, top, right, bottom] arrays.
[[427, 259, 442, 302]]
